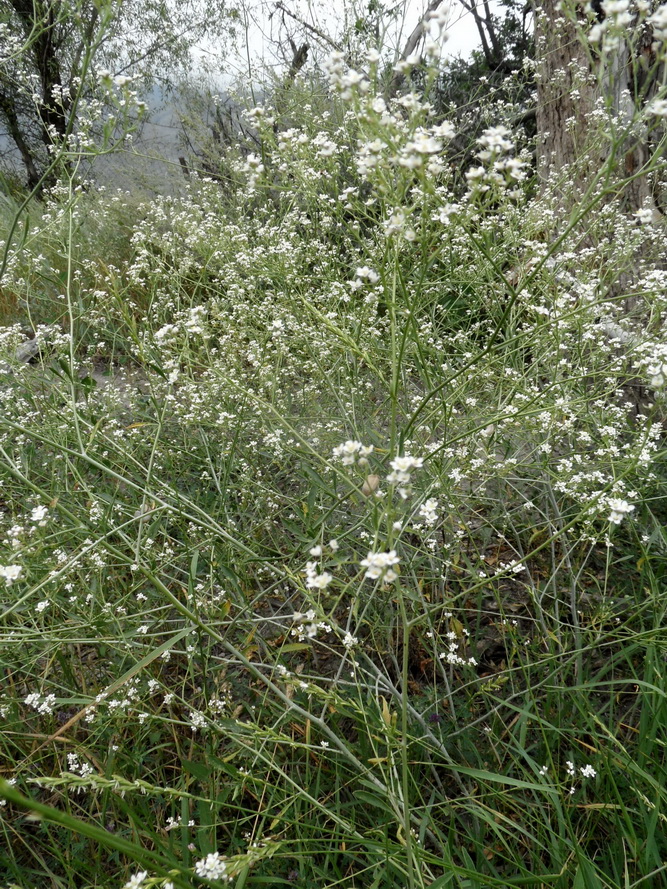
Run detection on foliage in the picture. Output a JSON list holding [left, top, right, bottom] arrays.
[[1, 5, 667, 889], [0, 0, 234, 191]]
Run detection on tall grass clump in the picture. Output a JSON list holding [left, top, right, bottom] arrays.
[[1, 7, 667, 889]]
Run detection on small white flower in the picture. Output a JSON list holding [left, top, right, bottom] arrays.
[[194, 851, 228, 880], [390, 455, 424, 473], [355, 265, 379, 283], [30, 505, 49, 525], [465, 165, 486, 182], [387, 454, 423, 487], [427, 3, 451, 28], [647, 98, 667, 117], [304, 561, 333, 589], [0, 565, 22, 584], [634, 208, 655, 224], [418, 498, 438, 526], [432, 121, 456, 139], [647, 362, 667, 389], [189, 710, 208, 732], [25, 692, 57, 715], [607, 498, 635, 524], [123, 872, 148, 889], [477, 125, 513, 156], [649, 4, 667, 39], [384, 210, 406, 236], [589, 22, 605, 42], [343, 632, 358, 649], [307, 571, 333, 590], [580, 764, 597, 778], [360, 550, 400, 581], [333, 440, 373, 466]]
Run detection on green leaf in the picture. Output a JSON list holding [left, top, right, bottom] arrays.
[[353, 790, 394, 816], [182, 759, 211, 782]]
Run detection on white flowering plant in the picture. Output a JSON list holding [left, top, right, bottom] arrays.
[[1, 5, 667, 889]]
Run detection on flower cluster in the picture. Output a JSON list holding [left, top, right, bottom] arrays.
[[466, 125, 527, 197], [477, 124, 514, 160], [291, 610, 332, 642], [589, 0, 633, 49], [342, 632, 359, 649], [66, 753, 94, 778], [387, 454, 423, 498], [195, 852, 229, 880], [360, 550, 400, 583], [350, 265, 380, 290], [123, 872, 148, 889], [439, 645, 477, 667], [333, 440, 373, 466], [648, 361, 667, 389], [0, 564, 22, 584], [304, 561, 333, 590], [649, 3, 667, 41], [418, 498, 439, 526], [635, 342, 667, 392], [25, 692, 57, 715], [383, 209, 415, 240], [324, 51, 368, 99], [647, 98, 667, 118], [607, 498, 635, 525], [398, 128, 443, 169], [564, 760, 598, 794], [30, 505, 49, 526]]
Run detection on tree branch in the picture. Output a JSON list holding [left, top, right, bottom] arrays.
[[387, 0, 447, 97], [456, 0, 494, 67], [273, 2, 342, 53]]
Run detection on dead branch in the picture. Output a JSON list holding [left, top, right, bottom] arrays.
[[285, 41, 309, 88], [387, 0, 447, 98], [273, 2, 343, 53]]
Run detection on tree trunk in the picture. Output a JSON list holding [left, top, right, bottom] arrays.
[[5, 0, 74, 189], [0, 91, 42, 191], [532, 0, 658, 213], [533, 0, 600, 187]]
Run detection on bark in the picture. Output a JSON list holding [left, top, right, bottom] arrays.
[[3, 0, 102, 189], [532, 0, 659, 212], [0, 91, 41, 191], [533, 0, 605, 189], [9, 0, 70, 143]]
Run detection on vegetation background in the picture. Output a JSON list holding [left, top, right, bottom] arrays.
[[1, 2, 667, 888]]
